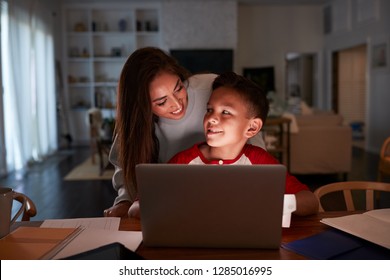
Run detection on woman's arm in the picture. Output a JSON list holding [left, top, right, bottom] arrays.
[[103, 136, 133, 217]]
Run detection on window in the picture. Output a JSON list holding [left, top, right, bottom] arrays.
[[0, 0, 56, 174]]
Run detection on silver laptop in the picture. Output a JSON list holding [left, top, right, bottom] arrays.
[[136, 164, 286, 249]]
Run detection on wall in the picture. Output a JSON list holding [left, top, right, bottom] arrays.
[[56, 0, 389, 153], [59, 0, 237, 52], [237, 4, 323, 100], [323, 0, 390, 153], [161, 0, 237, 50], [56, 1, 323, 98]]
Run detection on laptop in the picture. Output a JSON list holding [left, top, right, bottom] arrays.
[[136, 164, 286, 249]]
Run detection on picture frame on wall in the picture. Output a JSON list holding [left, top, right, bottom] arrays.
[[243, 67, 275, 94]]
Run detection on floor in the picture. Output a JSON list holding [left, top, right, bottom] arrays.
[[1, 147, 117, 221], [1, 145, 389, 221]]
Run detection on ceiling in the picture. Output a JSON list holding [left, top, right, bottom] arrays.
[[239, 0, 328, 4], [63, 0, 329, 5]]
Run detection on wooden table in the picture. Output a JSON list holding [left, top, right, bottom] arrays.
[[118, 211, 352, 260], [12, 212, 353, 260]]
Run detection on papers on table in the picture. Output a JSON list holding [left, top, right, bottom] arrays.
[[53, 228, 143, 259], [282, 209, 390, 259], [41, 217, 120, 230], [40, 217, 143, 259], [320, 208, 390, 249]]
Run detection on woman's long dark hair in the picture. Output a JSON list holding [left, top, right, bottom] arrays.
[[116, 47, 190, 200]]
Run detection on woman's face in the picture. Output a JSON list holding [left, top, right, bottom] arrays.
[[149, 71, 188, 120]]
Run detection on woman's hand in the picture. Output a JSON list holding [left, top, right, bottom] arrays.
[[103, 201, 131, 218], [128, 200, 140, 219]]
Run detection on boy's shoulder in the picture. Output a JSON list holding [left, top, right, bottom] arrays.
[[168, 143, 201, 164], [243, 144, 278, 164]]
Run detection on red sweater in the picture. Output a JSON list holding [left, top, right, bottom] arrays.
[[169, 143, 309, 194]]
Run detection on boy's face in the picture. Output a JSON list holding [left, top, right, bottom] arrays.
[[204, 86, 256, 148]]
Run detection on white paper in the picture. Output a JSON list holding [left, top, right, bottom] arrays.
[[52, 229, 143, 259], [40, 217, 143, 259], [364, 208, 390, 223], [321, 209, 390, 249], [41, 217, 120, 230]]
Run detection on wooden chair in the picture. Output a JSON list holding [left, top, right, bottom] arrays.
[[314, 181, 390, 212], [87, 108, 103, 165], [378, 136, 390, 182], [97, 138, 113, 176], [14, 194, 37, 221]]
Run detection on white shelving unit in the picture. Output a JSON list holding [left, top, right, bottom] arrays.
[[62, 3, 161, 144]]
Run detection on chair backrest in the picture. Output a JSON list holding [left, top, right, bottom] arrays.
[[380, 137, 390, 158], [13, 194, 37, 221], [87, 107, 103, 138], [378, 137, 390, 181], [314, 181, 390, 212]]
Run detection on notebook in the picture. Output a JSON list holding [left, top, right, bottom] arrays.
[[136, 164, 286, 249]]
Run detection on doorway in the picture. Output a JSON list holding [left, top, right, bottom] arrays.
[[285, 52, 317, 107], [332, 44, 367, 148]]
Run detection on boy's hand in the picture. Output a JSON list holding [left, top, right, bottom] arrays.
[[104, 201, 131, 218], [294, 190, 319, 216], [128, 201, 140, 219]]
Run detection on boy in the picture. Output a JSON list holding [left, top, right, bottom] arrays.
[[168, 72, 318, 216]]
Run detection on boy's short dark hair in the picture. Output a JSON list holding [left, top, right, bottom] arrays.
[[212, 71, 269, 122]]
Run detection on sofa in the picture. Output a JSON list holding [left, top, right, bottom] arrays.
[[289, 112, 352, 177]]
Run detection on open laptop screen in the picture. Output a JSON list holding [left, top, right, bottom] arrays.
[[136, 164, 286, 249]]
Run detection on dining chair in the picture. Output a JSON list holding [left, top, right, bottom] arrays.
[[14, 193, 37, 221], [378, 136, 390, 182], [88, 107, 103, 165], [314, 181, 390, 212]]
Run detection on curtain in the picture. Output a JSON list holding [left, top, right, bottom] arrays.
[[1, 0, 57, 173]]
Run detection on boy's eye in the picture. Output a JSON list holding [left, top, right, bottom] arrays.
[[222, 110, 230, 115], [206, 108, 213, 113]]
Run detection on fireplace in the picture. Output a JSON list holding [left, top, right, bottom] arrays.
[[170, 49, 233, 74]]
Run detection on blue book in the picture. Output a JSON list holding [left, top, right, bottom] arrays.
[[281, 229, 390, 260]]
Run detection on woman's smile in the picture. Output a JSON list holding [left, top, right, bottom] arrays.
[[171, 105, 183, 115]]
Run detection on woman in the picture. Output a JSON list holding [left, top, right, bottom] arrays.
[[105, 47, 265, 217]]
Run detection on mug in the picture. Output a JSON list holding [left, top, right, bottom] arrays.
[[0, 187, 27, 238]]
